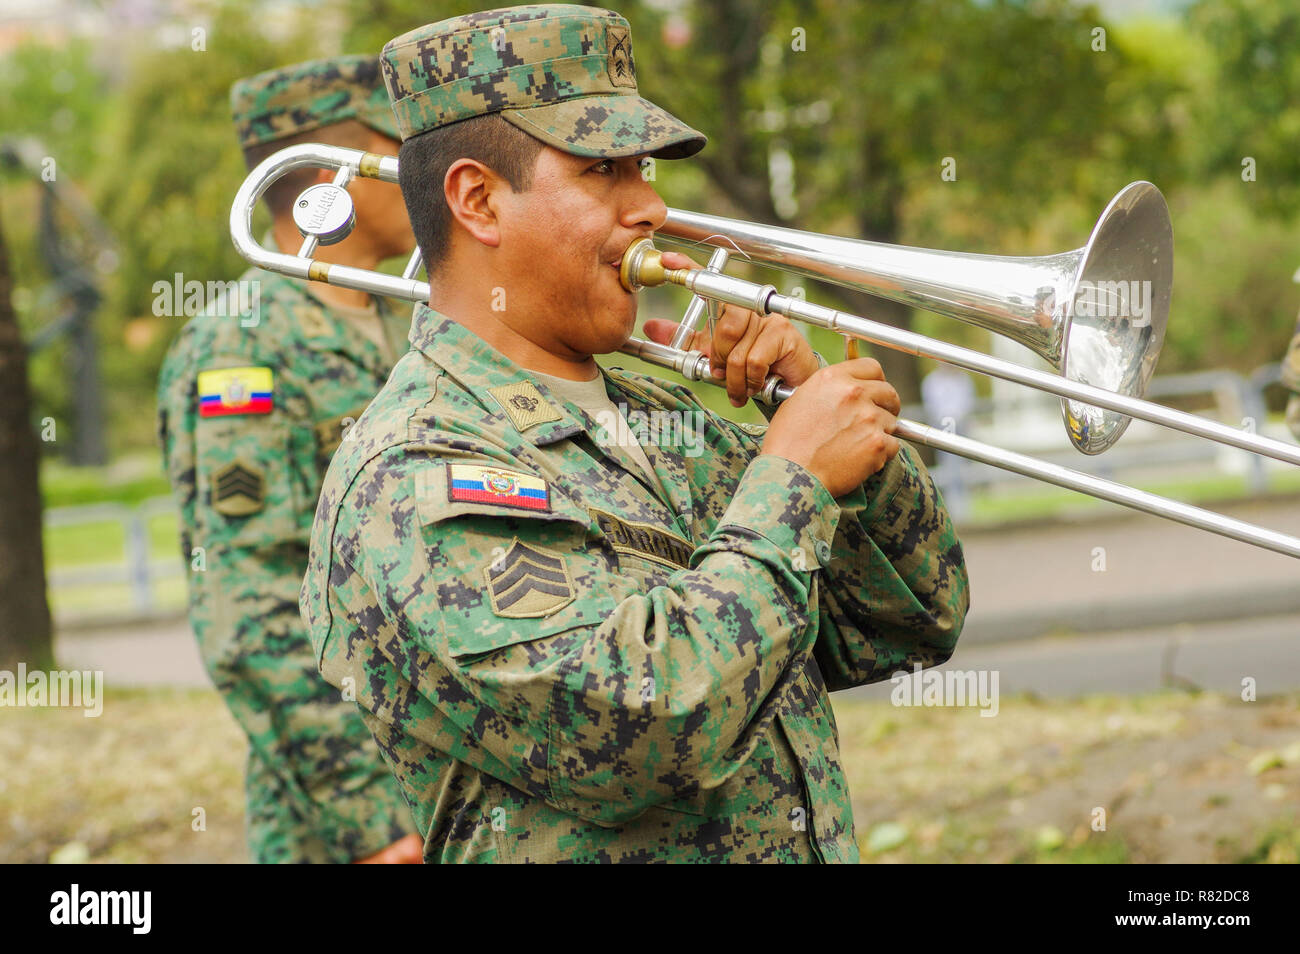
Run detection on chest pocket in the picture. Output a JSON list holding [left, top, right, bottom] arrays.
[[415, 460, 620, 658]]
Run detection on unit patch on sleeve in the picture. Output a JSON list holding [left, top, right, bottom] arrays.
[[485, 539, 575, 618], [211, 460, 266, 516], [448, 463, 550, 512], [197, 367, 273, 417]]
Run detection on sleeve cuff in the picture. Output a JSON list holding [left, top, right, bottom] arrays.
[[834, 440, 922, 524], [713, 454, 842, 569]]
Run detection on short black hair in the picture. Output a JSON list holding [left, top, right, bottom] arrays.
[[397, 114, 544, 274], [241, 119, 376, 219]]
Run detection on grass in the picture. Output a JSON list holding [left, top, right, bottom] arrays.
[[39, 450, 185, 620], [0, 688, 248, 864], [968, 467, 1300, 527], [833, 689, 1300, 864], [3, 685, 1296, 863], [40, 452, 171, 509]]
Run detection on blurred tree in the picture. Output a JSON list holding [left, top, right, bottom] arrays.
[[1188, 0, 1300, 217], [339, 0, 487, 52], [0, 38, 111, 461], [0, 195, 53, 670], [90, 0, 320, 451]]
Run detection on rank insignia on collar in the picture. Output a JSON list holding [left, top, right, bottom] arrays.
[[211, 460, 265, 515], [448, 463, 550, 512], [485, 539, 575, 618], [487, 381, 562, 432]]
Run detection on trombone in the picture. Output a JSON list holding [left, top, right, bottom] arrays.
[[229, 144, 1300, 559]]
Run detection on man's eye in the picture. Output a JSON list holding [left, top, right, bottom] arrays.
[[591, 159, 614, 175]]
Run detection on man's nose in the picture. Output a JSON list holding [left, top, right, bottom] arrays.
[[620, 166, 668, 233]]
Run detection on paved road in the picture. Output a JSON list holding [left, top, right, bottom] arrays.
[[956, 497, 1300, 644], [840, 612, 1300, 702]]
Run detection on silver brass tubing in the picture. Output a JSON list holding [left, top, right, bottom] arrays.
[[230, 144, 423, 297], [619, 336, 1300, 559], [401, 247, 424, 281], [892, 421, 1300, 559], [667, 267, 1300, 468]]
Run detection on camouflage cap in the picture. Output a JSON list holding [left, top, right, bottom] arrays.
[[380, 4, 706, 159], [231, 55, 400, 149]]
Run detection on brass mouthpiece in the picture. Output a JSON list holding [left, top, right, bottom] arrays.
[[619, 238, 668, 292]]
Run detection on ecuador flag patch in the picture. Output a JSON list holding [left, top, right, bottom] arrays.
[[448, 463, 550, 512], [198, 367, 273, 418]]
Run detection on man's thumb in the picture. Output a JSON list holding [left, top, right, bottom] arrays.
[[641, 318, 679, 346]]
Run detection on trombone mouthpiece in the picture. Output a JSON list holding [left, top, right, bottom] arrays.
[[620, 238, 667, 291]]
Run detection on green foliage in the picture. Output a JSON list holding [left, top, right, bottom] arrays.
[[1188, 0, 1300, 217], [0, 37, 113, 446], [1167, 181, 1300, 370]]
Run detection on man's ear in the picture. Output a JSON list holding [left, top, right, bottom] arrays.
[[444, 158, 503, 250]]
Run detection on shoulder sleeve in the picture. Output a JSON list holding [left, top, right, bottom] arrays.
[[810, 441, 970, 691], [305, 438, 841, 827]]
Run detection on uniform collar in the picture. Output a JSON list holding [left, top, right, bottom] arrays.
[[410, 302, 590, 447]]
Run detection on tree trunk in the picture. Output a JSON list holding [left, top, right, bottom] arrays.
[[0, 199, 54, 671]]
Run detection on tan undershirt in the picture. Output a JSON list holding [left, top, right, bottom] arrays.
[[530, 368, 661, 490], [328, 298, 398, 365]]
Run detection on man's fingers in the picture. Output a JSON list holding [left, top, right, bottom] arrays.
[[716, 306, 761, 405], [839, 356, 886, 381], [642, 318, 712, 356], [861, 379, 902, 417], [658, 250, 698, 270], [354, 832, 423, 864]]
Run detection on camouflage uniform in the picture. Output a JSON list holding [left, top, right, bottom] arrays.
[[156, 57, 415, 863], [301, 6, 969, 863], [1282, 318, 1300, 440]]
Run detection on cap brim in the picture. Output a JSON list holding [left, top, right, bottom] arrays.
[[358, 109, 401, 143], [501, 95, 705, 160]]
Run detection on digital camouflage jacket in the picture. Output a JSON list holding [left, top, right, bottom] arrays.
[[302, 303, 969, 863]]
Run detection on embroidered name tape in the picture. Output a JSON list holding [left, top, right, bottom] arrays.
[[591, 508, 693, 569], [198, 367, 273, 418], [448, 463, 550, 512]]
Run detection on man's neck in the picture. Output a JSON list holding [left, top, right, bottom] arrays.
[[272, 218, 381, 311], [430, 284, 600, 382]]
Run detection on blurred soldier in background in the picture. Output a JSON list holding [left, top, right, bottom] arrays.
[[156, 57, 420, 863], [1283, 315, 1300, 440]]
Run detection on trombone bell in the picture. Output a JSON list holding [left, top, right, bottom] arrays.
[[657, 182, 1173, 455]]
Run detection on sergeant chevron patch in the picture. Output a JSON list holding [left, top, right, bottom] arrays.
[[485, 539, 575, 618], [211, 460, 265, 515]]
